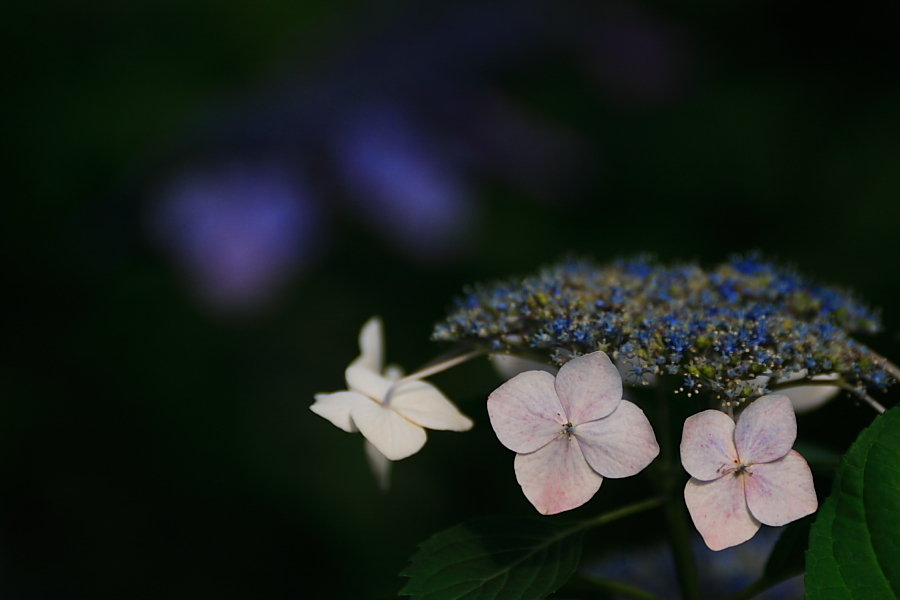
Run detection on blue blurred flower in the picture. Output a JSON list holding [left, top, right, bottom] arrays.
[[331, 105, 477, 262], [147, 161, 321, 314], [143, 1, 697, 313]]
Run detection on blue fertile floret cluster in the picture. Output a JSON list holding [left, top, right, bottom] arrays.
[[433, 254, 893, 405]]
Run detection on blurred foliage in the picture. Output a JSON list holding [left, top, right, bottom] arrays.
[[3, 0, 900, 598]]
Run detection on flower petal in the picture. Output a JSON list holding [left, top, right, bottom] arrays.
[[734, 394, 796, 464], [390, 381, 473, 431], [384, 364, 404, 381], [680, 409, 739, 481], [744, 450, 818, 526], [575, 400, 659, 478], [345, 364, 391, 401], [310, 391, 372, 432], [489, 354, 558, 380], [350, 403, 426, 460], [364, 440, 391, 492], [487, 370, 567, 453], [350, 316, 384, 373], [684, 475, 761, 551], [555, 352, 622, 424], [775, 370, 841, 414], [514, 436, 603, 515], [782, 381, 840, 414]]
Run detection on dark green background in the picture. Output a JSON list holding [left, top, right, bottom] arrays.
[[3, 1, 899, 598]]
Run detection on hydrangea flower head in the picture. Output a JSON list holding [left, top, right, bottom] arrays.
[[434, 254, 894, 408], [680, 394, 817, 550], [311, 317, 473, 462], [488, 351, 659, 514]]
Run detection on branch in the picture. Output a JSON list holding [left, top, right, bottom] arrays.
[[578, 573, 665, 600]]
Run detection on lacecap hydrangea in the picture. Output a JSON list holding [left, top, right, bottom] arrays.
[[432, 254, 895, 407]]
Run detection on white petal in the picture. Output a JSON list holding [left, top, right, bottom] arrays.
[[684, 475, 760, 551], [555, 352, 622, 425], [575, 400, 659, 478], [734, 394, 796, 464], [310, 391, 372, 432], [775, 370, 841, 414], [384, 364, 404, 381], [680, 410, 739, 481], [487, 370, 567, 454], [390, 381, 473, 431], [514, 435, 603, 515], [744, 450, 818, 526], [350, 403, 426, 461], [345, 365, 391, 401], [350, 316, 384, 373], [489, 354, 558, 380], [364, 440, 391, 492]]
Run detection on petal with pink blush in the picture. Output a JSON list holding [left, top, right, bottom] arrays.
[[684, 475, 761, 551], [734, 394, 796, 464], [575, 401, 660, 478], [488, 370, 567, 453], [554, 352, 623, 424], [514, 436, 603, 515], [680, 410, 738, 481], [744, 450, 818, 526]]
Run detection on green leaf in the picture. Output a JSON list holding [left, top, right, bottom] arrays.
[[400, 516, 585, 600], [805, 405, 900, 600]]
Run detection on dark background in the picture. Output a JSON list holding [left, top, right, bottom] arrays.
[[3, 1, 899, 598]]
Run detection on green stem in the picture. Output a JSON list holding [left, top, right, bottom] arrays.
[[581, 496, 664, 530], [765, 377, 886, 414], [383, 347, 487, 406], [664, 492, 703, 600], [578, 573, 664, 600], [656, 384, 704, 600], [728, 573, 798, 600]]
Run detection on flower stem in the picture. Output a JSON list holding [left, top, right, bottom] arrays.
[[766, 377, 887, 414], [865, 347, 900, 382], [581, 496, 664, 530], [728, 572, 799, 600], [656, 384, 703, 600], [383, 348, 486, 406], [577, 573, 665, 600], [664, 492, 703, 600]]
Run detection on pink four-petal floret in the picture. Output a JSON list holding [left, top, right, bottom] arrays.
[[488, 351, 660, 515], [680, 394, 818, 551]]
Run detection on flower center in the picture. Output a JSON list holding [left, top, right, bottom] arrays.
[[563, 422, 575, 438], [732, 461, 752, 478]]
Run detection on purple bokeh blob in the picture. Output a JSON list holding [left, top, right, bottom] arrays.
[[331, 106, 478, 262], [147, 162, 321, 315]]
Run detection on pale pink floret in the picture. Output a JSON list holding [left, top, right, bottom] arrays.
[[680, 394, 818, 551], [488, 351, 660, 515]]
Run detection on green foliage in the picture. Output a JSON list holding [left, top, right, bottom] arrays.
[[805, 406, 900, 600], [400, 517, 585, 600]]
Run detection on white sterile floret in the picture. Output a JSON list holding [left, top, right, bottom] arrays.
[[311, 317, 473, 463], [680, 394, 818, 551], [487, 351, 660, 515], [489, 354, 558, 380], [746, 370, 841, 414]]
